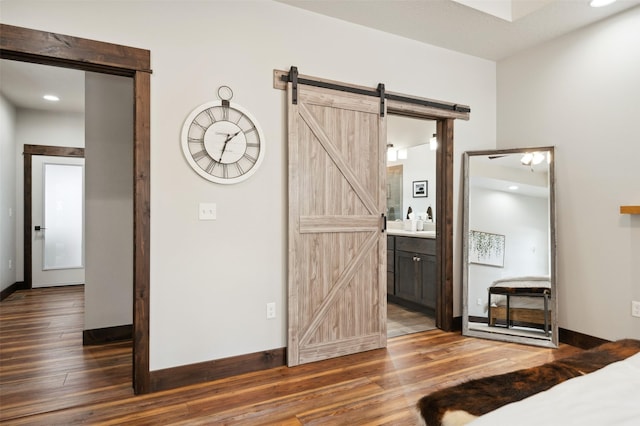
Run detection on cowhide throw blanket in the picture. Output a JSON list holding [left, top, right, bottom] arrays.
[[416, 339, 640, 426]]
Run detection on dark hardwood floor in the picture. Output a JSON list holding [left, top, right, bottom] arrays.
[[0, 286, 583, 425]]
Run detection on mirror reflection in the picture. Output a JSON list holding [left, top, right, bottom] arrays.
[[462, 147, 557, 348], [387, 164, 403, 221]]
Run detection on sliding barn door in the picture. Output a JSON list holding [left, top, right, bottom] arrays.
[[287, 82, 387, 366]]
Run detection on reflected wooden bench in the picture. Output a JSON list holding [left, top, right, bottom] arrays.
[[487, 277, 551, 336]]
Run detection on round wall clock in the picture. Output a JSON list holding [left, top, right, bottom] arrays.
[[181, 86, 265, 184]]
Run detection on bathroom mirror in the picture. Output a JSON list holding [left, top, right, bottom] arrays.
[[462, 147, 557, 348], [387, 165, 403, 221]]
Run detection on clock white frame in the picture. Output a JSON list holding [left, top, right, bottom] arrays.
[[181, 100, 265, 184]]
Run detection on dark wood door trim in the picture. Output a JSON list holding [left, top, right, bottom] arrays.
[[436, 119, 455, 331], [2, 24, 152, 394], [23, 145, 85, 290]]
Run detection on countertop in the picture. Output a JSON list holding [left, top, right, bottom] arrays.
[[387, 229, 436, 239]]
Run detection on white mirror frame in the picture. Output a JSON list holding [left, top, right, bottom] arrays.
[[462, 147, 558, 348]]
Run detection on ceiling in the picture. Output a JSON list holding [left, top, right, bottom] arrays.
[[1, 0, 638, 114], [276, 0, 640, 61], [0, 60, 85, 113], [471, 151, 550, 197], [388, 114, 436, 150]]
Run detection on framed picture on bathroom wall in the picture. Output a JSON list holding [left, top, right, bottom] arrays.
[[412, 180, 427, 198]]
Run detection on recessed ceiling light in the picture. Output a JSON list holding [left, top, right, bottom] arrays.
[[43, 94, 60, 102], [509, 185, 519, 190], [590, 0, 616, 7]]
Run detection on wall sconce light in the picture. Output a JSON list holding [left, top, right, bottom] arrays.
[[429, 133, 438, 151], [387, 144, 397, 161]]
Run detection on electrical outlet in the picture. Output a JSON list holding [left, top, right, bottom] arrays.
[[632, 301, 640, 318], [266, 302, 276, 319]]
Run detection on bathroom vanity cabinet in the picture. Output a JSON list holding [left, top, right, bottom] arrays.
[[387, 234, 437, 313]]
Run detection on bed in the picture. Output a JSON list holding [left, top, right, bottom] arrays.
[[416, 339, 640, 426], [487, 276, 551, 333], [469, 351, 640, 425]]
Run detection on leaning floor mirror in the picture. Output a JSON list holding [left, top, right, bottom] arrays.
[[462, 147, 558, 348]]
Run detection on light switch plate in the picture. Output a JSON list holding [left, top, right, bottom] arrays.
[[266, 302, 276, 319], [199, 203, 216, 220]]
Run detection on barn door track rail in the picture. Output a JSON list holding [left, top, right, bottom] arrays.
[[277, 66, 471, 117]]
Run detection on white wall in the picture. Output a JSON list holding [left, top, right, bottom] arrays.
[[13, 109, 85, 281], [84, 72, 133, 329], [0, 95, 17, 292], [467, 187, 550, 317], [498, 7, 640, 340], [400, 144, 437, 222], [0, 0, 497, 370]]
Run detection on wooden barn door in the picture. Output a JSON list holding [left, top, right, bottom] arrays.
[[287, 82, 387, 367]]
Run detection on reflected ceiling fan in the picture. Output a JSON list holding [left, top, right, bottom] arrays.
[[488, 151, 547, 166]]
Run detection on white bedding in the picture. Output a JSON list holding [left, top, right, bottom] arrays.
[[489, 276, 550, 310], [468, 352, 640, 426]]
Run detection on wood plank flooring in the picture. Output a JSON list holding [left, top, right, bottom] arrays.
[[387, 303, 436, 338], [0, 286, 133, 422], [0, 286, 583, 425]]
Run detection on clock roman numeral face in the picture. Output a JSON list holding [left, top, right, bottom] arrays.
[[181, 100, 265, 184]]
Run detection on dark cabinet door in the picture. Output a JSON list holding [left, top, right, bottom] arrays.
[[387, 270, 395, 294], [387, 236, 395, 294], [419, 254, 437, 309], [395, 250, 436, 309], [391, 236, 437, 311], [395, 250, 421, 303]]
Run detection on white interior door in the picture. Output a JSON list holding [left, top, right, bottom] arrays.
[[32, 155, 85, 288]]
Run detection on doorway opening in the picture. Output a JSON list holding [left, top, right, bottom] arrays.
[[1, 24, 151, 394], [386, 114, 438, 338]]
